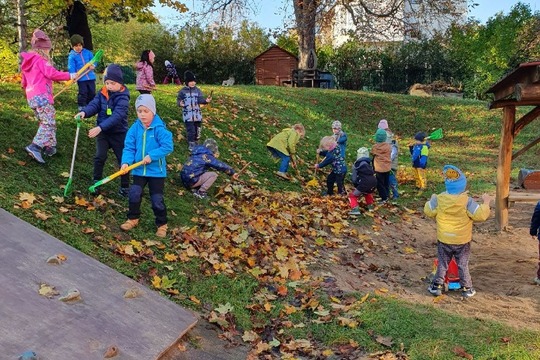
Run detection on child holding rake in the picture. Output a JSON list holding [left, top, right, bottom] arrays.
[[120, 94, 173, 238], [67, 34, 96, 110], [22, 29, 76, 164], [75, 64, 131, 196]]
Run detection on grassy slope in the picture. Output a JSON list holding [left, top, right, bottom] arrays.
[[1, 82, 539, 358]]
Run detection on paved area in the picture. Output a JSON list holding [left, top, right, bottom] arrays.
[[0, 209, 197, 359]]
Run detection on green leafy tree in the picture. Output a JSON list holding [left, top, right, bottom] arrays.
[[447, 3, 540, 98]]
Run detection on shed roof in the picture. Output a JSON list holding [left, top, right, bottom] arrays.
[[254, 45, 299, 61]]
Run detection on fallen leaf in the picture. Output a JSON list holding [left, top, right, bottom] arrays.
[[34, 209, 51, 221], [103, 345, 118, 358], [375, 335, 393, 347], [453, 346, 474, 359], [38, 283, 59, 298]]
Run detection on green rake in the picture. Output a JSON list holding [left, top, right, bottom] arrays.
[[426, 128, 443, 140], [63, 116, 82, 197]]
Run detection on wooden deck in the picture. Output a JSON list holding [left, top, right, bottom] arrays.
[[0, 209, 197, 359]]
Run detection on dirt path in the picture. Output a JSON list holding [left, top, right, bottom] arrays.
[[314, 202, 540, 331]]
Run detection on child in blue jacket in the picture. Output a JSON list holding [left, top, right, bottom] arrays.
[[75, 64, 130, 196], [180, 139, 239, 199], [529, 201, 540, 285], [409, 132, 430, 190], [119, 94, 173, 238], [315, 136, 347, 195], [67, 34, 96, 110]]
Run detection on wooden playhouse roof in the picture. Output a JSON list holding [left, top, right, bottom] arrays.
[[486, 61, 540, 109]]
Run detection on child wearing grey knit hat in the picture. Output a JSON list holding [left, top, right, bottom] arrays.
[[120, 93, 174, 238]]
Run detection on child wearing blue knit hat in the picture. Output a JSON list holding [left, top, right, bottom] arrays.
[[409, 132, 430, 189], [424, 165, 493, 299]]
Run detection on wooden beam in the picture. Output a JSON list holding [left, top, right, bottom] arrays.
[[489, 99, 540, 109], [496, 106, 515, 230], [513, 106, 540, 136], [512, 135, 540, 160], [516, 83, 540, 101]]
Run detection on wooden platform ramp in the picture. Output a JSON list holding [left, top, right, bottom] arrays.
[[0, 209, 197, 359]]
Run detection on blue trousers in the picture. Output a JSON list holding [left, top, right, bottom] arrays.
[[127, 176, 167, 227], [77, 80, 96, 107], [389, 169, 399, 198], [267, 146, 290, 173]]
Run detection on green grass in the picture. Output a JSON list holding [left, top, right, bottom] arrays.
[[1, 82, 539, 358]]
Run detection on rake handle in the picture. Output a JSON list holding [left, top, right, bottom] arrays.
[[89, 160, 145, 192]]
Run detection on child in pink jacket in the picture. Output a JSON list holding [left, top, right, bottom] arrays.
[[21, 29, 74, 164], [135, 50, 156, 94]]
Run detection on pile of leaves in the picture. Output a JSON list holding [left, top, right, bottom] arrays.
[[135, 183, 410, 359]]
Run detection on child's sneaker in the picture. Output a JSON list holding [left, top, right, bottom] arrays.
[[43, 146, 57, 157], [461, 287, 476, 298], [533, 277, 540, 285], [348, 207, 362, 215], [428, 283, 443, 296], [275, 171, 290, 180], [193, 190, 208, 199], [118, 187, 129, 198], [120, 219, 139, 231], [156, 224, 168, 238], [25, 143, 45, 164]]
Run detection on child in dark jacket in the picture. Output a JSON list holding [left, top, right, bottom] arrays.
[[315, 136, 347, 195], [120, 94, 173, 238], [163, 60, 181, 85], [180, 139, 239, 199], [75, 64, 131, 196], [349, 147, 378, 215], [67, 34, 96, 110], [529, 201, 540, 285], [177, 70, 212, 150], [409, 131, 430, 190]]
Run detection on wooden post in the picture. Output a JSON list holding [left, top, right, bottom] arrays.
[[496, 106, 516, 230]]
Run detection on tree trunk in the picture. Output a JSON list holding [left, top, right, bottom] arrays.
[[293, 0, 317, 69], [16, 0, 27, 58]]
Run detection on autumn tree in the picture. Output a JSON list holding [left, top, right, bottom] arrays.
[[193, 0, 468, 69], [11, 0, 188, 53]]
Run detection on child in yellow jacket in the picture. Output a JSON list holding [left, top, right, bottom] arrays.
[[266, 124, 305, 180], [424, 165, 492, 298]]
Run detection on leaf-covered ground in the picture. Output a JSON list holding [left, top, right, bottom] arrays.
[[2, 82, 540, 358]]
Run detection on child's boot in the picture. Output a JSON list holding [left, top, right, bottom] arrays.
[[43, 146, 57, 157], [428, 283, 443, 296], [120, 219, 139, 231], [348, 206, 361, 215], [156, 224, 168, 238], [25, 143, 45, 164]]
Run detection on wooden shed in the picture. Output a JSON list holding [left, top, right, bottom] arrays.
[[255, 45, 298, 86], [486, 61, 540, 230]]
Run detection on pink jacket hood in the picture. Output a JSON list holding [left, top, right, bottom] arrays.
[[21, 52, 70, 104]]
